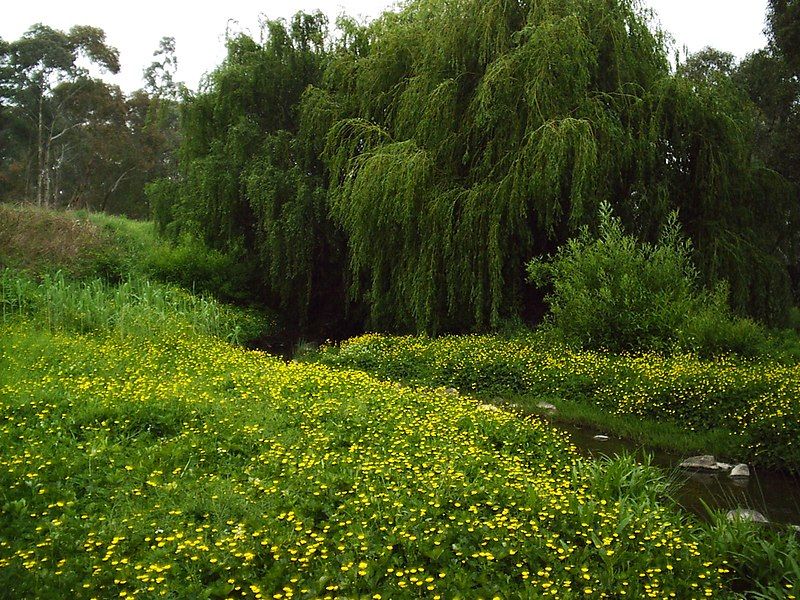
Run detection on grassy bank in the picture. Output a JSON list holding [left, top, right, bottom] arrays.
[[0, 204, 259, 305], [0, 267, 797, 597], [309, 334, 800, 473], [0, 270, 268, 345], [1, 320, 738, 599]]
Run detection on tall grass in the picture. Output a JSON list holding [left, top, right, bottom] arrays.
[[0, 270, 267, 344]]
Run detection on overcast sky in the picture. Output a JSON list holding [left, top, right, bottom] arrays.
[[1, 0, 769, 93]]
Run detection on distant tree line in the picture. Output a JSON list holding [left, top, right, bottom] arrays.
[[0, 26, 180, 217]]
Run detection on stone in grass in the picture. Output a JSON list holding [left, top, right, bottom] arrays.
[[679, 455, 721, 472], [727, 509, 768, 524], [537, 401, 557, 413], [444, 387, 459, 396], [730, 464, 750, 478], [716, 462, 732, 471], [593, 435, 610, 442]]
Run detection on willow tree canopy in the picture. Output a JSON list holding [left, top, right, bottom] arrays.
[[171, 0, 797, 333]]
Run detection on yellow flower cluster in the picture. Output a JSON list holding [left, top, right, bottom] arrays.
[[329, 334, 800, 470], [0, 324, 723, 597]]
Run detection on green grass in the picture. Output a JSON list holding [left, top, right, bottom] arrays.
[[307, 333, 800, 473], [0, 270, 270, 345], [0, 320, 756, 599], [499, 393, 738, 459]]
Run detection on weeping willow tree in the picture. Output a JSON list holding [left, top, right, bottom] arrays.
[[169, 12, 352, 327], [305, 0, 796, 331], [167, 0, 796, 333]]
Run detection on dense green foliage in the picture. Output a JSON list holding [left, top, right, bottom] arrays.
[[162, 13, 347, 329], [313, 333, 800, 473], [528, 203, 766, 354], [162, 0, 798, 334], [2, 279, 798, 598]]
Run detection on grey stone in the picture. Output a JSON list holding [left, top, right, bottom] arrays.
[[730, 464, 750, 478], [444, 387, 459, 396], [716, 462, 732, 471], [727, 509, 768, 524], [593, 435, 610, 442], [537, 401, 557, 413], [679, 455, 720, 471]]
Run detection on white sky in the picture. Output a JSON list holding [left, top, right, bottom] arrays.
[[1, 0, 769, 93]]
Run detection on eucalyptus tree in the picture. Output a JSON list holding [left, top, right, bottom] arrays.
[[769, 0, 800, 74], [0, 24, 120, 206]]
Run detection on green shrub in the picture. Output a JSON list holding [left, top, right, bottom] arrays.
[[679, 290, 768, 357], [142, 237, 259, 305], [528, 203, 766, 356]]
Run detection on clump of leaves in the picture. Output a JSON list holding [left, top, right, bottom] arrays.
[[528, 202, 765, 355]]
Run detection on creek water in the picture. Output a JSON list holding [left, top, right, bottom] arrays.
[[562, 421, 800, 527]]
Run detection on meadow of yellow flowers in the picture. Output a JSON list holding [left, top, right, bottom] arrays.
[[319, 334, 800, 472], [0, 321, 734, 598]]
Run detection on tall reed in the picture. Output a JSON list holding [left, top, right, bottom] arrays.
[[0, 270, 266, 344]]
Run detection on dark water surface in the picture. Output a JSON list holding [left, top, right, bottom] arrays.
[[564, 422, 800, 527]]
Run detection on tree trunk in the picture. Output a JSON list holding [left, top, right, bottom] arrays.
[[100, 167, 135, 212], [37, 93, 44, 206], [43, 137, 52, 208]]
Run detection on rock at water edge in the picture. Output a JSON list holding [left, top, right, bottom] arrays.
[[593, 435, 610, 442], [679, 455, 720, 471], [730, 464, 750, 478], [727, 509, 768, 524]]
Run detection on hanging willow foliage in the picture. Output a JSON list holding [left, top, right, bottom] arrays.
[[171, 12, 355, 327], [170, 1, 797, 333], [311, 0, 796, 331]]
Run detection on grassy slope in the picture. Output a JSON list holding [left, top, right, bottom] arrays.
[[0, 322, 734, 599], [0, 204, 273, 341], [308, 334, 800, 473], [0, 203, 135, 275], [0, 204, 260, 305]]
